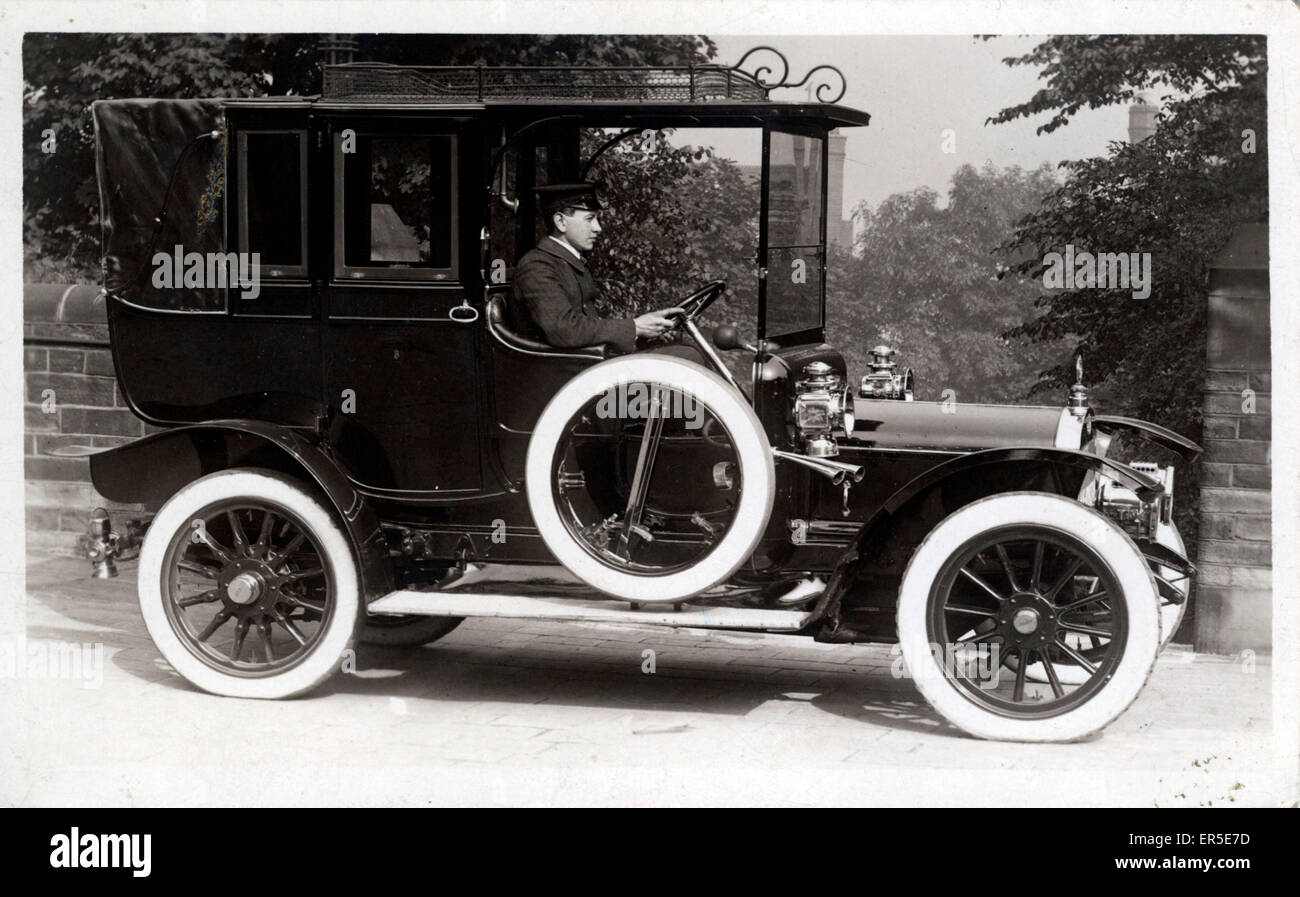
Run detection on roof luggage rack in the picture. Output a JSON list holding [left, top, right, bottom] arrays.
[[323, 62, 771, 103], [322, 46, 846, 105]]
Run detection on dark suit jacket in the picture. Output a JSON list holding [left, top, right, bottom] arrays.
[[509, 238, 637, 354]]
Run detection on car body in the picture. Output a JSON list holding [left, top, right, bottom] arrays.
[[87, 51, 1199, 741]]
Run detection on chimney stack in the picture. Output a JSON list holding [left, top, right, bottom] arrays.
[[1128, 92, 1157, 143], [319, 34, 358, 67], [826, 130, 853, 249]]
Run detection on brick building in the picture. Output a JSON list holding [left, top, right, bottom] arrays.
[[23, 285, 151, 556], [1194, 223, 1271, 653]]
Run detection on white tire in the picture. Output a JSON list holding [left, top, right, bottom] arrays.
[[1017, 519, 1188, 685], [137, 469, 360, 699], [897, 492, 1160, 742], [525, 354, 774, 602], [1153, 521, 1190, 648]]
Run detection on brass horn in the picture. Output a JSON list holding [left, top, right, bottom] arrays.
[[811, 456, 866, 483], [771, 449, 865, 486]]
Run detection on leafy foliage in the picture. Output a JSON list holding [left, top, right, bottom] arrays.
[[987, 35, 1269, 552], [828, 163, 1065, 404], [584, 130, 759, 338], [22, 32, 715, 281], [985, 35, 1265, 137]]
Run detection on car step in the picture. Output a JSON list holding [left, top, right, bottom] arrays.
[[367, 590, 814, 632]]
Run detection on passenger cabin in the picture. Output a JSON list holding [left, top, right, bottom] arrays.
[[93, 56, 870, 501]]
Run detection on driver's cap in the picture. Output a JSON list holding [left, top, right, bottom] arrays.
[[536, 182, 604, 216]]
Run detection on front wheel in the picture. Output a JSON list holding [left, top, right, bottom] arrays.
[[897, 492, 1159, 742], [1016, 518, 1188, 685], [137, 469, 361, 699]]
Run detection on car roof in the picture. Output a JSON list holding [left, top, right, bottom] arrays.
[[221, 59, 872, 129], [223, 96, 870, 129]]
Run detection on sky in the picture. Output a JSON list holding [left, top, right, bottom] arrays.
[[705, 35, 1135, 223]]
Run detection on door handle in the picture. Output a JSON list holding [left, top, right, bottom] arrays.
[[449, 300, 479, 324]]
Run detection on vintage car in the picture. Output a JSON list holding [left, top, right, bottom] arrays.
[[86, 49, 1199, 742]]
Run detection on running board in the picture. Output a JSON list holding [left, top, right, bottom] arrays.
[[368, 590, 814, 632]]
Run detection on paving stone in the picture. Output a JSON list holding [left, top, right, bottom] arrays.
[[5, 553, 1286, 806]]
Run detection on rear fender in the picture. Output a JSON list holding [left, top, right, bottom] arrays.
[[90, 421, 394, 601]]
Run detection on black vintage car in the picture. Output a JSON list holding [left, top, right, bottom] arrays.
[[88, 50, 1199, 741]]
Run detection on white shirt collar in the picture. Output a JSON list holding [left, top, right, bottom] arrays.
[[548, 235, 582, 260]]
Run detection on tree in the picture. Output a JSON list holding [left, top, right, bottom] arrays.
[[585, 132, 757, 312], [987, 35, 1267, 551], [22, 33, 715, 280], [987, 35, 1266, 423], [827, 162, 1064, 404], [578, 128, 758, 380]]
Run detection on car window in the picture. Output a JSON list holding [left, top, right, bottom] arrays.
[[238, 130, 307, 276], [488, 142, 519, 279], [768, 131, 823, 246], [336, 133, 458, 280], [485, 131, 578, 280], [764, 130, 825, 336]]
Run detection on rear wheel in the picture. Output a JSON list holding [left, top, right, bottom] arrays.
[[897, 492, 1159, 742], [137, 469, 360, 699]]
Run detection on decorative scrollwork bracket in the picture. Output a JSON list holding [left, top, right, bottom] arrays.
[[731, 46, 847, 104], [732, 46, 791, 89]]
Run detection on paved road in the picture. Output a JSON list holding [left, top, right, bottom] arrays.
[[2, 554, 1290, 806]]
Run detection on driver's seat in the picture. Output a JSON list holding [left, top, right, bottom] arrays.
[[485, 293, 611, 360]]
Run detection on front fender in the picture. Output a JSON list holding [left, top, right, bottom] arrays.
[[880, 446, 1164, 515], [89, 421, 394, 601], [810, 446, 1165, 626], [1091, 415, 1202, 460]]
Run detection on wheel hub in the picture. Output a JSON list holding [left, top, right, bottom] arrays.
[[1011, 607, 1040, 634], [1000, 591, 1058, 648], [218, 557, 281, 617], [226, 571, 264, 605]]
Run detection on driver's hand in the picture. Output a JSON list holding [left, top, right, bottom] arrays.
[[634, 307, 684, 339]]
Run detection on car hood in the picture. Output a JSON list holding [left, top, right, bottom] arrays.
[[849, 399, 1081, 452]]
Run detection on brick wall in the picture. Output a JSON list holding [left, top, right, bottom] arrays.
[[1195, 224, 1271, 654], [24, 284, 151, 556]]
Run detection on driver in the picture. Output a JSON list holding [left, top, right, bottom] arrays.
[[510, 183, 684, 355]]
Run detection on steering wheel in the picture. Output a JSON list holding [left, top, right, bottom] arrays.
[[671, 280, 727, 326]]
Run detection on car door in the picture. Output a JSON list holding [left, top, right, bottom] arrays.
[[320, 114, 485, 497]]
